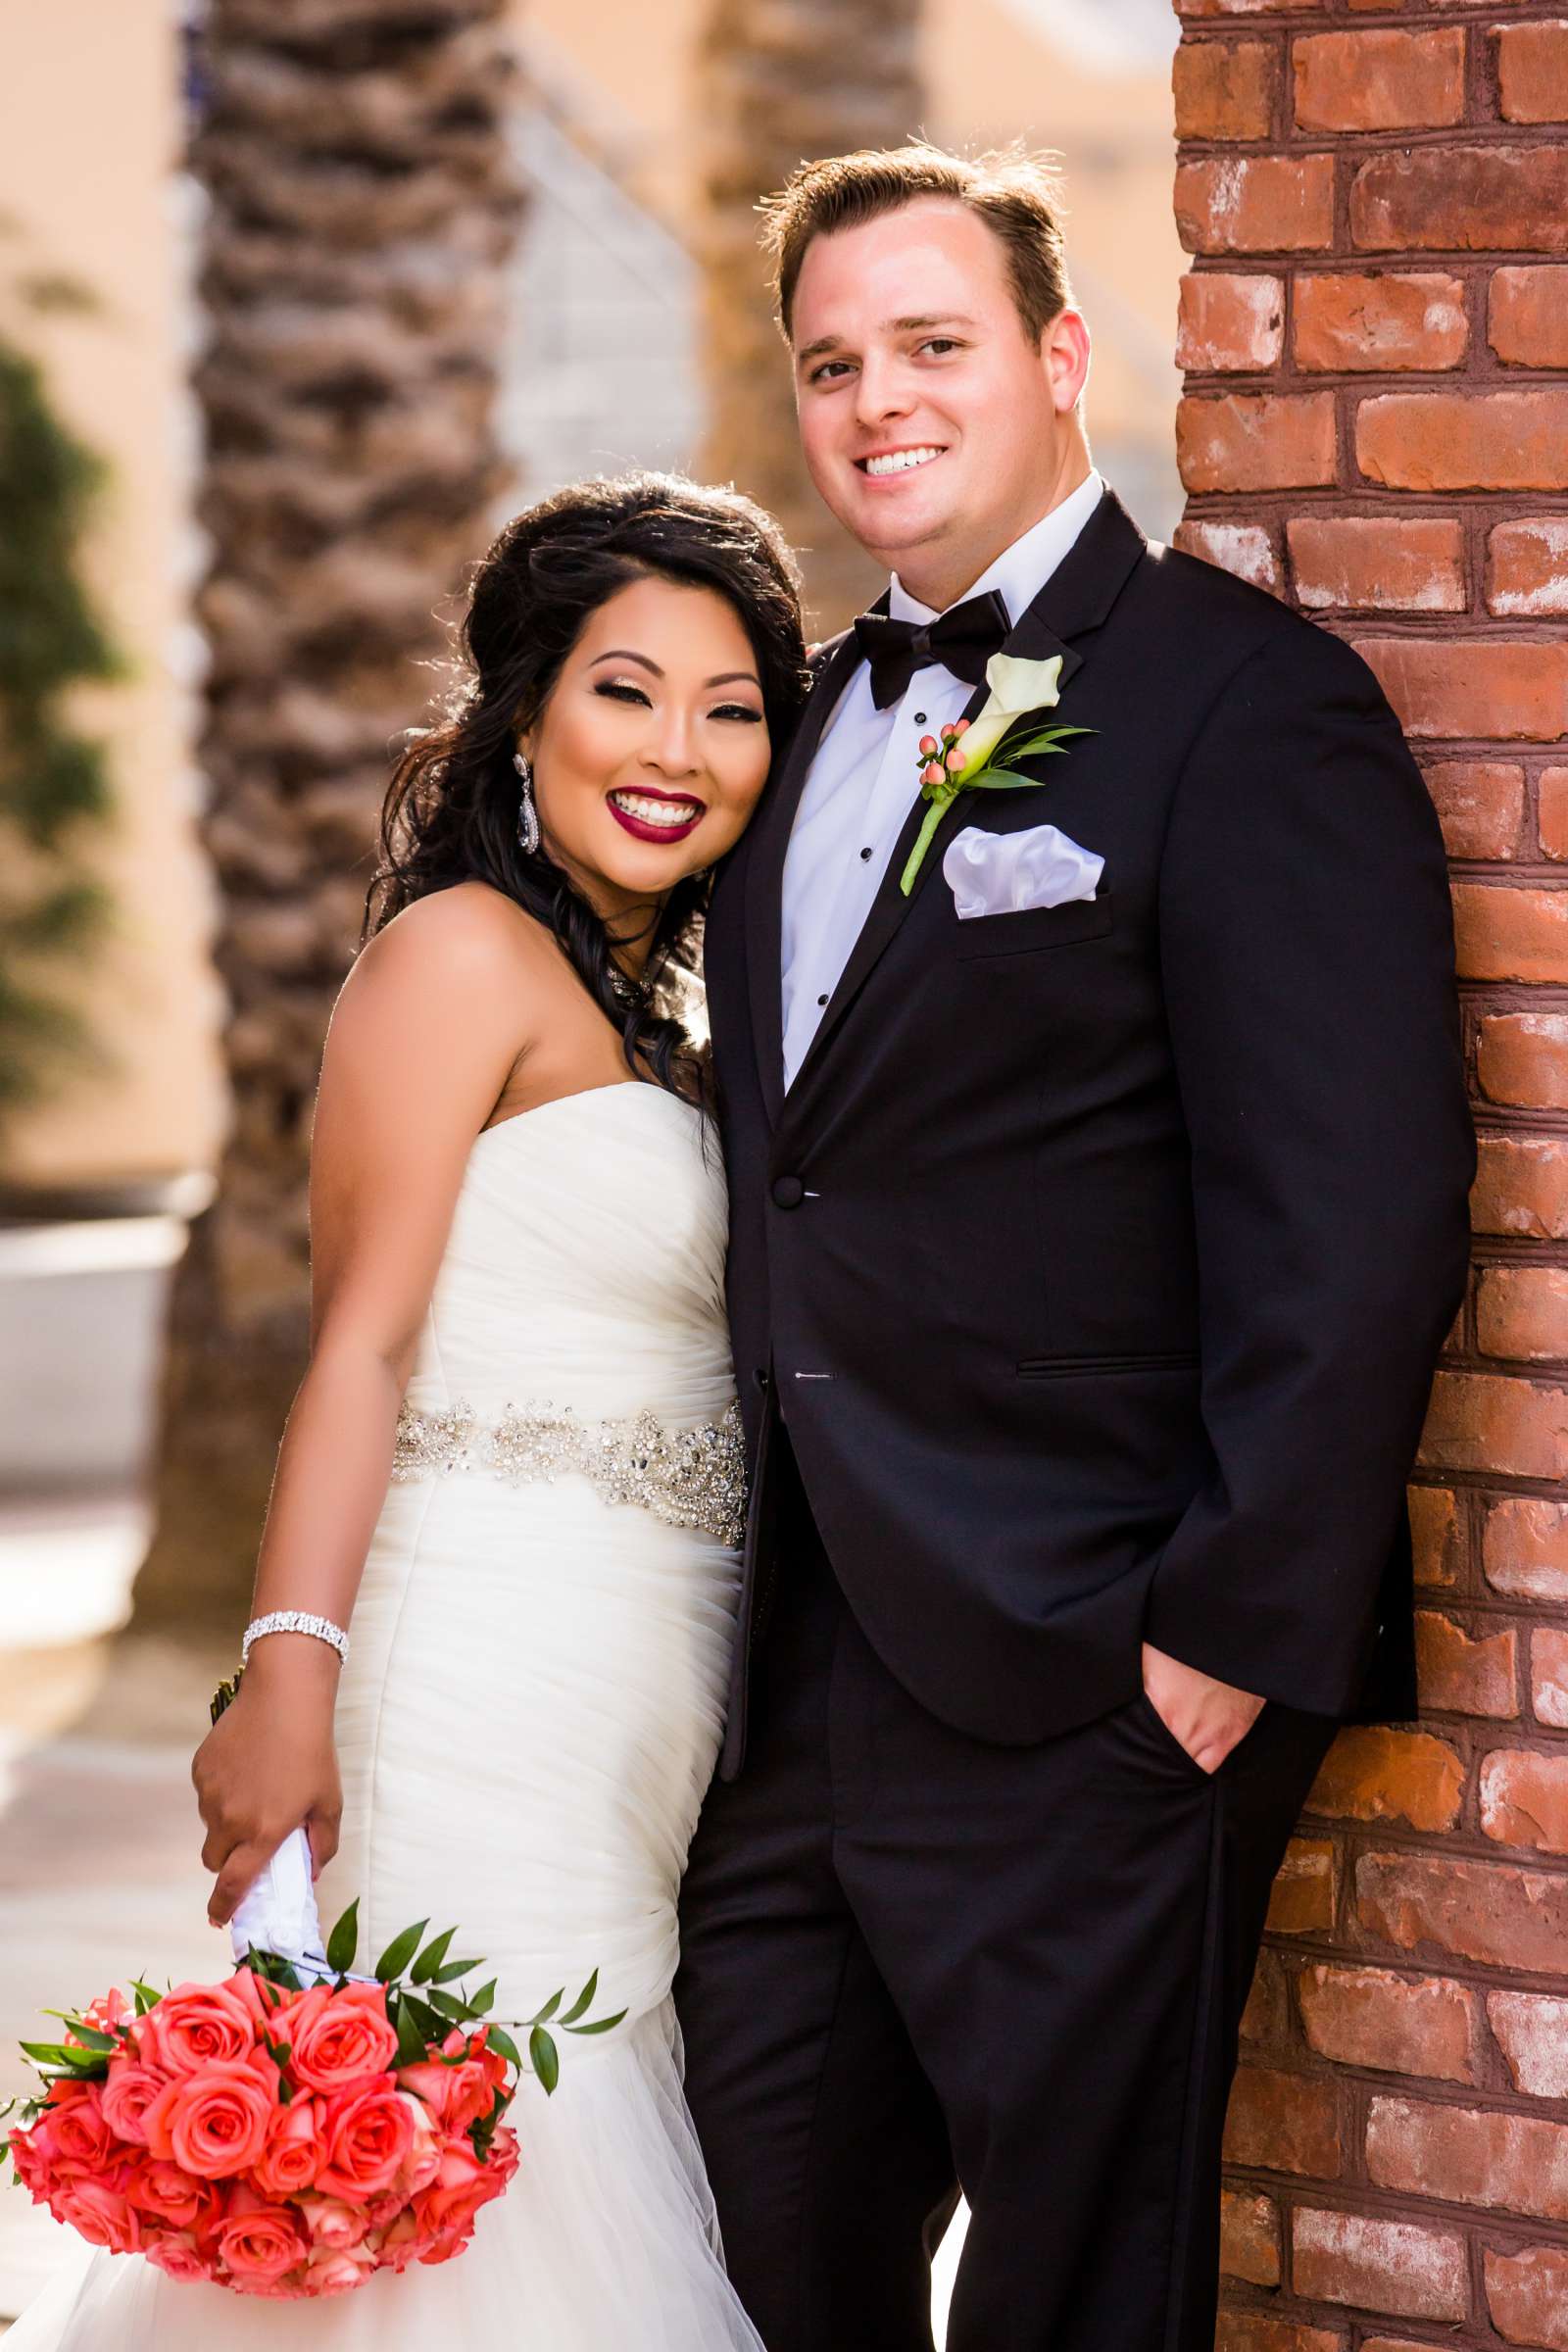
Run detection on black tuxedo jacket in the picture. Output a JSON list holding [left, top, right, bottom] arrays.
[[706, 490, 1474, 1781]]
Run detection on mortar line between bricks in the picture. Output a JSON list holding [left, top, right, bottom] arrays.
[[1184, 500, 1568, 527], [1180, 247, 1568, 270], [1401, 1592, 1568, 1629], [1458, 982, 1568, 1008], [1178, 4, 1568, 14], [1258, 1931, 1568, 1994], [1183, 372, 1568, 390], [1231, 2170, 1568, 2247], [1415, 1472, 1568, 1506], [1229, 2168, 1568, 2246], [1465, 1107, 1568, 1137], [1178, 122, 1564, 151], [1298, 1816, 1568, 1876]]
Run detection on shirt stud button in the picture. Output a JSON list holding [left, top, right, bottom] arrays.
[[817, 993, 828, 1006], [913, 710, 927, 724], [860, 846, 873, 861]]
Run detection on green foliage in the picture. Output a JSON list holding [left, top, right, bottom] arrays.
[[5, 1936, 626, 2189], [0, 331, 122, 1126]]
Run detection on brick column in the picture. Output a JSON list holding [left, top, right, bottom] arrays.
[[1171, 9, 1568, 2347]]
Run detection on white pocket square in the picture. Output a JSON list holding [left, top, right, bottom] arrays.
[[943, 822, 1104, 920]]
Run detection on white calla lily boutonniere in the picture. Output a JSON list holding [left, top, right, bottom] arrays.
[[899, 652, 1094, 896]]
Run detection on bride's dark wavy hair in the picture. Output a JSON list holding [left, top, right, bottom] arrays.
[[366, 471, 808, 1096]]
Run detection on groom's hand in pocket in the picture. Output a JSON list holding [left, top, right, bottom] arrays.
[[1140, 1641, 1265, 1775]]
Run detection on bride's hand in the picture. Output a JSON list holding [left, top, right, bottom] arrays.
[[192, 1637, 343, 1930]]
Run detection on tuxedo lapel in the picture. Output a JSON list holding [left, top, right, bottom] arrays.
[[780, 490, 1148, 1129], [744, 623, 865, 1126]]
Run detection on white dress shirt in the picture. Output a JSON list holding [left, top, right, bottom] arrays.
[[778, 471, 1105, 1090]]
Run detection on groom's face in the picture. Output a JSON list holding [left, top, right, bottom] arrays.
[[789, 199, 1087, 594]]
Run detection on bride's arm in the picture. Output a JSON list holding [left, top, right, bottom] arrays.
[[192, 888, 538, 1930]]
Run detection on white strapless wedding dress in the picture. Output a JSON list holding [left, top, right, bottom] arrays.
[[10, 1083, 763, 2351]]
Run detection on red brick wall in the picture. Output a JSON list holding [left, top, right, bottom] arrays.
[[1170, 8, 1568, 2347]]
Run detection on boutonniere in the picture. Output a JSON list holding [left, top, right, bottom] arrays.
[[899, 653, 1093, 895]]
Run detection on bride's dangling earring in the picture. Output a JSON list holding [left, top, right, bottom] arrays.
[[513, 749, 540, 857]]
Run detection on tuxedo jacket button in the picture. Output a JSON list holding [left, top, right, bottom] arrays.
[[771, 1175, 806, 1209]]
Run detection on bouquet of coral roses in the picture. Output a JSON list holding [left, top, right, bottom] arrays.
[[4, 1893, 618, 2297], [5, 1659, 620, 2307]]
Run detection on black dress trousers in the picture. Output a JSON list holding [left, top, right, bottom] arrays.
[[676, 1434, 1342, 2352]]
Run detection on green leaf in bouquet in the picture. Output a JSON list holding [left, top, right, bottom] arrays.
[[373, 1918, 429, 1984], [393, 1998, 428, 2069], [277, 2077, 294, 2105], [467, 1979, 496, 2018], [20, 2042, 82, 2068], [421, 1987, 471, 2023], [400, 1992, 446, 2046], [528, 1988, 564, 2028], [61, 2026, 116, 2053], [130, 1981, 160, 2014], [431, 1957, 483, 1984], [560, 1970, 599, 2026], [409, 1926, 456, 1984], [528, 2026, 560, 2096], [484, 2024, 522, 2073], [325, 1898, 360, 1977], [564, 2010, 628, 2037]]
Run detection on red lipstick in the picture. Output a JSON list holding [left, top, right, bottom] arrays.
[[607, 787, 706, 846]]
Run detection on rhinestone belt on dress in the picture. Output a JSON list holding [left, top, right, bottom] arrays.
[[390, 1396, 747, 1548]]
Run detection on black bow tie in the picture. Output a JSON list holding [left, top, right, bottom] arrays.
[[852, 589, 1012, 711]]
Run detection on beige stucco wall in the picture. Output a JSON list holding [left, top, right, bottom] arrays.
[[0, 0, 1178, 1204], [523, 0, 1183, 464], [1, 0, 225, 1193]]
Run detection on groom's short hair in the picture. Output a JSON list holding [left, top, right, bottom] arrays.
[[761, 143, 1072, 347]]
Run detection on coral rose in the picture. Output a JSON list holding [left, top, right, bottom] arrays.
[[413, 2137, 505, 2248], [301, 2195, 369, 2251], [486, 2123, 520, 2190], [125, 2159, 214, 2231], [144, 2232, 212, 2284], [376, 2206, 441, 2274], [400, 2029, 507, 2135], [249, 2096, 326, 2199], [100, 2058, 168, 2147], [225, 1967, 287, 2033], [143, 2055, 277, 2179], [8, 2126, 51, 2191], [52, 2174, 141, 2256], [392, 2057, 456, 2121], [79, 1988, 131, 2040], [212, 2190, 309, 2287], [316, 2080, 414, 2201], [278, 1982, 398, 2096], [46, 2085, 115, 2173], [392, 2091, 442, 2197], [305, 2246, 376, 2296], [138, 1981, 259, 2078]]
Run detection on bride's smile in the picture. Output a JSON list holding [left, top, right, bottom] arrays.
[[514, 573, 773, 944]]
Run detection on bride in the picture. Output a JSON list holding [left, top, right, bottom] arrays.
[[10, 471, 807, 2348]]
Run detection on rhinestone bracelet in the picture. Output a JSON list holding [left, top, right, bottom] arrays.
[[240, 1610, 350, 1668]]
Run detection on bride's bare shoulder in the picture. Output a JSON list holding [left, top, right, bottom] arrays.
[[336, 882, 567, 1029]]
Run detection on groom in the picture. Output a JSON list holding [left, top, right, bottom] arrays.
[[677, 145, 1474, 2352]]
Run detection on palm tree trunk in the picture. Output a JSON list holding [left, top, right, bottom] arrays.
[[695, 0, 924, 634], [132, 0, 524, 1632]]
